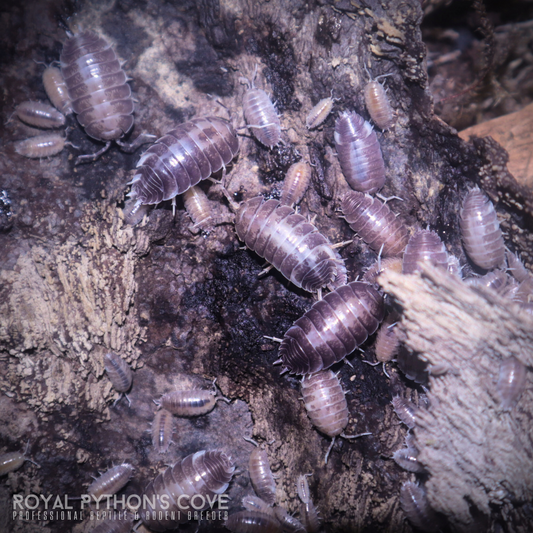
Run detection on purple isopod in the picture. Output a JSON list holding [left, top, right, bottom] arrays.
[[306, 96, 335, 130], [375, 313, 400, 363], [460, 188, 505, 270], [497, 356, 527, 411], [246, 441, 277, 505], [400, 482, 439, 533], [280, 161, 311, 207], [242, 495, 275, 514], [87, 463, 134, 499], [104, 352, 132, 394], [225, 510, 282, 533], [278, 281, 384, 374], [15, 101, 65, 129], [334, 111, 386, 194], [128, 116, 239, 210], [506, 250, 530, 283], [157, 385, 228, 417], [364, 81, 394, 130], [235, 197, 347, 293], [14, 133, 68, 158], [402, 230, 449, 274], [141, 450, 235, 531], [152, 408, 174, 453], [391, 395, 418, 428], [392, 447, 427, 473], [42, 66, 73, 115], [273, 506, 306, 532], [341, 191, 408, 257]]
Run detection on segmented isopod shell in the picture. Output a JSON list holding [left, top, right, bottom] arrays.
[[393, 447, 427, 473], [280, 161, 311, 207], [402, 230, 448, 274], [129, 116, 239, 208], [341, 191, 408, 257], [497, 356, 527, 411], [242, 495, 275, 515], [0, 451, 28, 476], [183, 186, 214, 231], [464, 271, 510, 295], [225, 510, 282, 533], [363, 256, 403, 285], [301, 370, 349, 438], [104, 352, 132, 393], [152, 409, 174, 453], [306, 97, 335, 129], [334, 111, 386, 194], [391, 396, 418, 428], [364, 81, 394, 130], [506, 250, 530, 282], [400, 482, 439, 533], [296, 475, 312, 504], [249, 447, 277, 505], [141, 450, 235, 531], [158, 389, 217, 417], [60, 30, 134, 142], [516, 276, 533, 303], [296, 475, 320, 533], [375, 314, 400, 363], [15, 101, 66, 128], [87, 463, 134, 498], [243, 85, 281, 149], [279, 281, 384, 374], [460, 188, 505, 270], [273, 507, 306, 532], [14, 133, 66, 158], [235, 197, 347, 293], [91, 518, 134, 533], [42, 66, 73, 115]]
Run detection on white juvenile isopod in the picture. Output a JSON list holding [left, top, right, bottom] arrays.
[[151, 408, 174, 453], [42, 66, 73, 115], [296, 475, 320, 533], [244, 438, 277, 505], [14, 101, 66, 128], [400, 481, 439, 532], [364, 80, 394, 130], [14, 133, 70, 159], [104, 352, 133, 404], [497, 356, 527, 411], [183, 185, 215, 232], [306, 95, 335, 130], [0, 444, 38, 476], [280, 161, 312, 207], [506, 250, 530, 282], [87, 463, 134, 499], [392, 446, 427, 474], [391, 395, 418, 429], [375, 313, 400, 363]]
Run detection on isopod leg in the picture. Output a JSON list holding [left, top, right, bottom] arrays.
[[116, 133, 157, 153], [75, 141, 111, 165]]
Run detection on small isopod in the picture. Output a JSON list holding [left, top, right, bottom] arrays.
[[104, 352, 133, 398], [460, 188, 505, 270], [273, 507, 306, 532], [296, 475, 320, 533], [364, 80, 394, 130], [497, 356, 527, 411], [306, 96, 335, 129], [278, 281, 384, 374], [151, 408, 174, 453], [241, 69, 281, 149], [14, 133, 69, 159], [235, 197, 347, 293], [128, 116, 239, 211], [334, 110, 386, 194], [141, 450, 235, 530], [375, 313, 400, 363], [242, 495, 275, 515], [245, 439, 277, 505], [400, 482, 439, 533], [280, 161, 311, 207], [14, 101, 66, 129], [392, 447, 427, 473], [362, 256, 403, 286], [225, 510, 282, 533], [87, 463, 134, 499], [515, 276, 533, 303], [156, 384, 229, 417], [506, 250, 530, 282], [42, 66, 73, 115], [0, 445, 37, 476], [402, 230, 449, 274], [341, 191, 408, 257], [391, 395, 418, 428], [183, 186, 214, 232], [464, 271, 510, 295]]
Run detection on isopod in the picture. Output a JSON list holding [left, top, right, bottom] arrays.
[[278, 281, 384, 374], [152, 408, 174, 453], [341, 191, 408, 257], [87, 463, 134, 499], [156, 384, 229, 417], [460, 188, 505, 270], [14, 133, 69, 159], [42, 66, 73, 115], [235, 197, 347, 293], [334, 110, 386, 194], [273, 507, 306, 532], [280, 161, 311, 207], [364, 80, 394, 130], [392, 447, 427, 474], [242, 495, 275, 515], [245, 439, 277, 505], [464, 271, 511, 295], [497, 356, 527, 411], [225, 510, 282, 533], [0, 447, 36, 476], [104, 352, 133, 397], [515, 276, 533, 303], [241, 70, 281, 149], [14, 101, 65, 129], [400, 481, 439, 533], [141, 450, 235, 530], [306, 96, 335, 130], [128, 116, 239, 211], [402, 230, 449, 274], [296, 475, 320, 533], [391, 395, 418, 428], [375, 313, 400, 363], [506, 250, 530, 282], [362, 256, 403, 286], [183, 186, 214, 232]]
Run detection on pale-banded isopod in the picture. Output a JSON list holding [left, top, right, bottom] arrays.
[[0, 450, 35, 476], [334, 111, 386, 194], [242, 73, 281, 149], [152, 409, 174, 453], [15, 101, 66, 128], [246, 441, 277, 505], [104, 352, 132, 394], [87, 463, 134, 499], [296, 476, 320, 533], [183, 186, 214, 231], [497, 356, 527, 411], [60, 31, 134, 145], [460, 188, 505, 270], [91, 518, 134, 533], [235, 197, 347, 293], [225, 510, 282, 533], [42, 66, 73, 115], [400, 482, 439, 533], [306, 96, 335, 129], [279, 281, 384, 374], [362, 256, 403, 286], [393, 447, 427, 473], [402, 230, 448, 274], [506, 250, 530, 282], [280, 161, 311, 207], [375, 313, 400, 363], [464, 271, 510, 295], [157, 386, 228, 417], [392, 395, 418, 428], [341, 191, 408, 257], [129, 116, 239, 210], [273, 507, 306, 532], [14, 133, 67, 158], [141, 450, 235, 530], [242, 495, 275, 515], [364, 81, 394, 130]]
